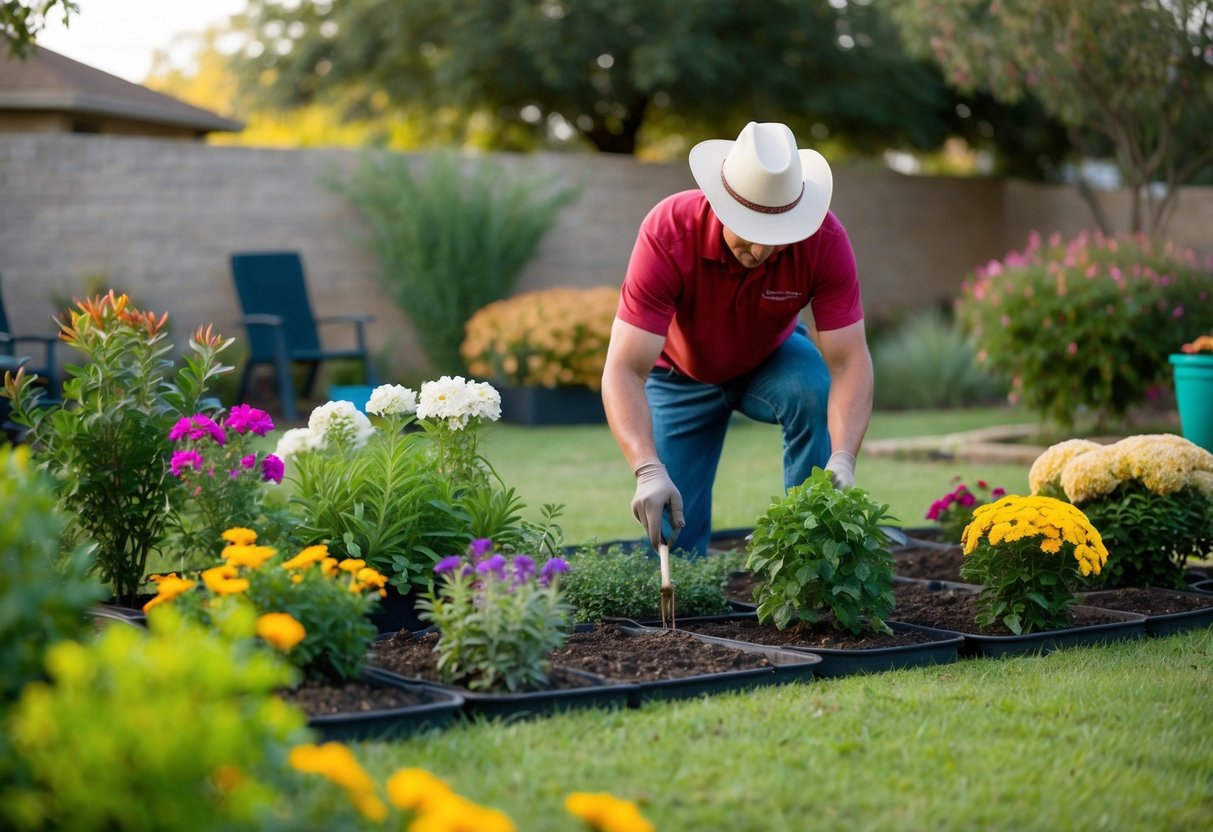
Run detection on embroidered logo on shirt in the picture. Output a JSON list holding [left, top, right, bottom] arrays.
[[761, 289, 802, 302]]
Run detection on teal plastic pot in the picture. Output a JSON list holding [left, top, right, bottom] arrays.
[[1169, 353, 1213, 452]]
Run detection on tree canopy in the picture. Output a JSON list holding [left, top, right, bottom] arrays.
[[233, 0, 976, 157], [893, 0, 1213, 236], [1, 0, 76, 56]]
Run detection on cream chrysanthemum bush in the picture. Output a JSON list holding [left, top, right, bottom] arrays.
[[461, 286, 618, 389], [1028, 433, 1213, 588]]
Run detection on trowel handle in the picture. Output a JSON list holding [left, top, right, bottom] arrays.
[[658, 543, 671, 587]]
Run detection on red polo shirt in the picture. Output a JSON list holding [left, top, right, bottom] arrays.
[[618, 190, 863, 384]]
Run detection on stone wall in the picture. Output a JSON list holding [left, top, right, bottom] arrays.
[[2, 133, 1209, 383]]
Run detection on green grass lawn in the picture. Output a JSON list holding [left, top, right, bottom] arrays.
[[481, 406, 1039, 546]]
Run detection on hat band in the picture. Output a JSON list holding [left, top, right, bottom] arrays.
[[720, 163, 804, 214]]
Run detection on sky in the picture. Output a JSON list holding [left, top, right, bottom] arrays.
[[34, 0, 249, 84]]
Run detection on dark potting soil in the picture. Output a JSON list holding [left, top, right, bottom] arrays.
[[893, 545, 967, 582], [370, 630, 597, 692], [278, 676, 429, 717], [891, 583, 1126, 635], [676, 616, 934, 650], [1080, 586, 1213, 615], [725, 572, 763, 605], [551, 623, 772, 681]]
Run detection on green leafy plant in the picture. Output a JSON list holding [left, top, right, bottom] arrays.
[[1029, 434, 1213, 589], [416, 540, 571, 692], [1, 292, 233, 606], [871, 306, 1006, 410], [956, 231, 1213, 429], [960, 494, 1108, 634], [925, 477, 1007, 543], [2, 607, 305, 832], [561, 543, 740, 624], [143, 528, 383, 681], [746, 468, 897, 635], [0, 445, 104, 703], [336, 151, 579, 374]]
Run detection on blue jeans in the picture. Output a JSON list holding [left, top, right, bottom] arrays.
[[645, 325, 832, 556]]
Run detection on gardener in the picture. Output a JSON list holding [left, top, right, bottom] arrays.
[[602, 121, 874, 556]]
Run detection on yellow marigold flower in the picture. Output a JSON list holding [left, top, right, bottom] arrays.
[[339, 558, 366, 573], [320, 557, 340, 577], [961, 494, 1108, 573], [565, 792, 655, 832], [356, 567, 387, 590], [201, 564, 249, 595], [222, 527, 258, 545], [256, 612, 306, 651], [282, 545, 329, 570], [141, 575, 196, 613], [386, 767, 453, 812], [350, 792, 388, 823], [1040, 537, 1062, 554], [1029, 439, 1102, 494], [410, 796, 516, 832], [288, 742, 377, 795], [222, 544, 277, 569]]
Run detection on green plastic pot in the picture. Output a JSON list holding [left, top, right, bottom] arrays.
[[1169, 353, 1213, 452]]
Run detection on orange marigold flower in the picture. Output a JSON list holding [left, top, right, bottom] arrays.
[[256, 612, 306, 651], [222, 527, 258, 545]]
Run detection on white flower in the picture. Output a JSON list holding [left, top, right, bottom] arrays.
[[466, 380, 501, 422], [417, 375, 475, 430], [366, 384, 418, 417], [307, 400, 375, 449], [274, 427, 320, 462]]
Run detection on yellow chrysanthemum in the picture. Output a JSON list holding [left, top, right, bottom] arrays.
[[256, 612, 306, 651], [338, 558, 366, 573], [282, 545, 329, 570], [141, 575, 196, 613], [222, 544, 277, 569], [288, 743, 379, 815], [221, 527, 258, 545], [320, 557, 340, 578], [564, 792, 655, 832], [201, 564, 249, 595], [961, 494, 1107, 574], [386, 768, 453, 813], [1059, 449, 1123, 503]]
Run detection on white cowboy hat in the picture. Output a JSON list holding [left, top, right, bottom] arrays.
[[688, 121, 833, 246]]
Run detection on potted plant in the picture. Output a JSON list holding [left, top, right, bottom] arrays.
[[1170, 333, 1213, 453], [460, 286, 617, 425]]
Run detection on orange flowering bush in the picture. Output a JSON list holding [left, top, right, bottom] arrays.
[[461, 286, 618, 389]]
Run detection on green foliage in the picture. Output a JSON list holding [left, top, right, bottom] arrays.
[[1, 292, 234, 606], [2, 608, 305, 832], [871, 307, 1006, 410], [417, 544, 572, 692], [1071, 483, 1213, 590], [956, 231, 1213, 429], [893, 0, 1213, 235], [746, 469, 896, 635], [0, 446, 104, 703], [0, 1, 77, 57], [335, 151, 578, 373], [561, 544, 739, 624]]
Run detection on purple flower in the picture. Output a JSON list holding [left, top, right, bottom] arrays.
[[168, 414, 226, 446], [170, 450, 204, 477], [475, 554, 508, 580], [225, 403, 275, 436], [240, 454, 257, 469], [512, 555, 536, 584], [539, 557, 569, 587], [435, 556, 464, 575], [261, 454, 284, 484], [469, 538, 494, 558]]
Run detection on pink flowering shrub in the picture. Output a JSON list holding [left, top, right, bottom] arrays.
[[166, 403, 285, 561], [925, 477, 1007, 543], [956, 231, 1213, 428]]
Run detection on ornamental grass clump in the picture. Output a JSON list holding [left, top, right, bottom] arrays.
[[1, 291, 233, 606], [746, 468, 897, 635], [960, 495, 1109, 634], [1029, 434, 1213, 589], [461, 286, 618, 389], [143, 527, 383, 681], [925, 476, 1007, 543], [417, 539, 571, 692], [956, 230, 1213, 428]]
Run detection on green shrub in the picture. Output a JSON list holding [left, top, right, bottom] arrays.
[[336, 151, 579, 374], [871, 307, 1006, 409], [561, 544, 740, 624], [956, 230, 1213, 429], [0, 446, 104, 703], [746, 469, 896, 634]]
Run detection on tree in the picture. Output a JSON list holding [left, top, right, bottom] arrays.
[[233, 0, 968, 157], [893, 0, 1213, 237], [0, 0, 76, 56]]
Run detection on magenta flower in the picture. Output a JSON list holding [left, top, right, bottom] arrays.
[[170, 450, 204, 477], [168, 414, 226, 446], [261, 454, 285, 484], [240, 454, 256, 469], [224, 403, 275, 436]]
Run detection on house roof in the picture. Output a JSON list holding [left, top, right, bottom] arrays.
[[0, 39, 243, 135]]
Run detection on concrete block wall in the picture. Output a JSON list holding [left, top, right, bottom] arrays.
[[2, 133, 1209, 386]]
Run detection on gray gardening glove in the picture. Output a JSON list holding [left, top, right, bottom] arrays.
[[824, 451, 857, 490], [631, 457, 685, 550]]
